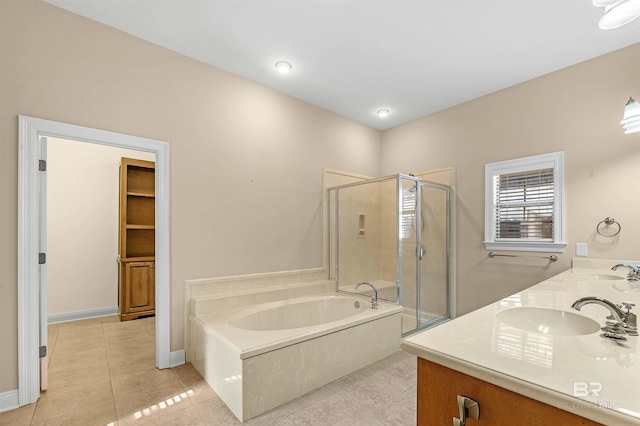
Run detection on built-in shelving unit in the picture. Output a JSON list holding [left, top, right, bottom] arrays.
[[118, 157, 156, 321]]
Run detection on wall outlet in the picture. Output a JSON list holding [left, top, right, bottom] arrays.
[[576, 243, 588, 257]]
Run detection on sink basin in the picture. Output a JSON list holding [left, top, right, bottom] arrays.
[[496, 307, 601, 336], [571, 273, 624, 281]]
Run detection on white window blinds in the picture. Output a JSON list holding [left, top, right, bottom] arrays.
[[401, 188, 416, 239], [484, 151, 566, 252], [495, 168, 554, 241]]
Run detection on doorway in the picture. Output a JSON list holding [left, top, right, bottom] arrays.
[[47, 138, 155, 323], [18, 115, 171, 406]]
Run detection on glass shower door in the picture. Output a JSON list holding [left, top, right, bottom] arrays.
[[399, 177, 418, 334], [417, 181, 450, 329]]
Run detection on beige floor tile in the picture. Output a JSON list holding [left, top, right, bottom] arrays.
[[194, 397, 242, 425], [171, 362, 205, 387], [111, 369, 189, 421], [278, 387, 337, 417], [32, 377, 114, 423], [56, 318, 104, 334], [348, 415, 387, 426], [103, 326, 153, 347], [279, 389, 363, 426], [31, 398, 117, 426], [138, 317, 155, 337], [244, 408, 295, 425], [47, 357, 111, 390], [123, 404, 205, 426], [47, 324, 61, 353], [50, 333, 106, 356], [371, 354, 417, 391], [22, 316, 420, 426], [168, 362, 216, 405], [107, 347, 157, 377], [328, 371, 405, 411], [103, 318, 146, 334], [370, 387, 417, 426], [48, 346, 107, 373], [100, 315, 120, 323], [106, 338, 155, 356], [0, 403, 36, 426]]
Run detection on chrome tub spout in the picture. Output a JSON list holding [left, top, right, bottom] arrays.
[[354, 282, 378, 309]]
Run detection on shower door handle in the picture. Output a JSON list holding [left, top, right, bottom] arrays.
[[418, 245, 426, 260]]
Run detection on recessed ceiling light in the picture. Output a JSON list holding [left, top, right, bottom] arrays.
[[377, 109, 390, 118], [275, 61, 292, 74]]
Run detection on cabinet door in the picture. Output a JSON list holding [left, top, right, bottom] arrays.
[[417, 359, 603, 426], [124, 261, 155, 313]]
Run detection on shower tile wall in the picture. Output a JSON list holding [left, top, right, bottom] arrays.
[[337, 183, 383, 290]]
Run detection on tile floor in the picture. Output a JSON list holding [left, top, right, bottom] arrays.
[[0, 316, 417, 425]]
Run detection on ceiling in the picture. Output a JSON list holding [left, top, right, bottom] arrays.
[[44, 0, 640, 131]]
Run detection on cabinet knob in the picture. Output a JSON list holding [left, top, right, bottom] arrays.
[[453, 395, 479, 426]]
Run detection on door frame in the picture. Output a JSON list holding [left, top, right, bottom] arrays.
[[17, 115, 171, 405]]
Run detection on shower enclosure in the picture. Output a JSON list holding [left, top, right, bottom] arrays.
[[328, 174, 452, 336]]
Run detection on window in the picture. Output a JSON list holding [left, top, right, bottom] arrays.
[[401, 186, 416, 239], [484, 152, 566, 252]]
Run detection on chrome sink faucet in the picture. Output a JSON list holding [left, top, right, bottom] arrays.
[[571, 297, 638, 341], [612, 264, 640, 281], [355, 282, 378, 309]]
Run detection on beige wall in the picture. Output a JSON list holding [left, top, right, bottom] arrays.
[[381, 43, 640, 316], [0, 0, 381, 393], [47, 138, 154, 316], [1, 0, 638, 399]]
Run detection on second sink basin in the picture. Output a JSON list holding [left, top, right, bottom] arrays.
[[496, 307, 601, 336]]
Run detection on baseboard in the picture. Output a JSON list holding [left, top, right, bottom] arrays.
[[170, 350, 186, 368], [48, 306, 119, 324], [0, 389, 19, 413]]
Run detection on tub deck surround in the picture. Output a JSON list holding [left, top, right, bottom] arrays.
[[189, 294, 402, 422], [184, 268, 333, 364], [401, 259, 640, 426], [190, 279, 336, 316]]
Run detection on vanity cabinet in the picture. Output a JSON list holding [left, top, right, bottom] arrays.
[[417, 358, 603, 426], [118, 157, 155, 321]]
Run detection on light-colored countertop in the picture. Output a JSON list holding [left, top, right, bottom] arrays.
[[401, 258, 640, 426]]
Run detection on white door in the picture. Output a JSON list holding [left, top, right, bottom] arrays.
[[38, 136, 48, 391]]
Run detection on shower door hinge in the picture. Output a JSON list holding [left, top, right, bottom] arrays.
[[39, 253, 46, 265], [39, 160, 46, 171], [39, 345, 47, 358]]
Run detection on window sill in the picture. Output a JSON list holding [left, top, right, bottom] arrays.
[[483, 241, 566, 253]]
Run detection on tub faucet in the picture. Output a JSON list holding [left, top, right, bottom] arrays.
[[355, 282, 378, 309], [571, 297, 637, 339], [612, 264, 640, 281]]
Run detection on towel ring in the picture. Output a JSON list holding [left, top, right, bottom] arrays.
[[596, 217, 621, 237]]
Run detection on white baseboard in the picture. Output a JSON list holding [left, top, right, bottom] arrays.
[[170, 350, 185, 368], [48, 306, 119, 324], [0, 389, 19, 413]]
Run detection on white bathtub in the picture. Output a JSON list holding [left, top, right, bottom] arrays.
[[189, 293, 402, 422]]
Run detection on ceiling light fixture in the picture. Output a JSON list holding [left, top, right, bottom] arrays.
[[377, 109, 390, 118], [275, 61, 292, 74], [593, 0, 640, 29], [621, 97, 640, 134]]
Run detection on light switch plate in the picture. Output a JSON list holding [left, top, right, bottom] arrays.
[[576, 243, 588, 257]]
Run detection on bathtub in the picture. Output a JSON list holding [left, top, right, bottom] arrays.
[[189, 293, 402, 422]]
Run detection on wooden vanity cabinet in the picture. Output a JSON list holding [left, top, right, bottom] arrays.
[[118, 158, 156, 321], [417, 358, 603, 426]]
